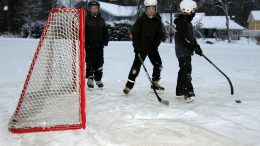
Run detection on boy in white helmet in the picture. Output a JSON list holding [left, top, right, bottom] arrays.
[[174, 0, 203, 103], [123, 0, 164, 94]]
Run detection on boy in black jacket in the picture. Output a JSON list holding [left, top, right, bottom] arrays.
[[174, 0, 203, 103], [123, 0, 164, 94], [85, 0, 108, 89]]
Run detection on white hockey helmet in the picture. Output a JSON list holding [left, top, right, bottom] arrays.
[[180, 0, 197, 14], [144, 0, 157, 7]]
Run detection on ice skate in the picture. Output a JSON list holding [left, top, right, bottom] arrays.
[[87, 77, 94, 89], [151, 80, 165, 90], [184, 91, 195, 103], [123, 81, 134, 94], [96, 80, 104, 88]]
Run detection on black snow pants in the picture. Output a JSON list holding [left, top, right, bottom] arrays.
[[127, 51, 162, 83], [176, 56, 194, 95], [85, 47, 104, 81]]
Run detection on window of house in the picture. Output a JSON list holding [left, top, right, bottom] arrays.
[[232, 31, 238, 35]]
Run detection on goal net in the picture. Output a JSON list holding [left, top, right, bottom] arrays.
[[8, 8, 86, 133]]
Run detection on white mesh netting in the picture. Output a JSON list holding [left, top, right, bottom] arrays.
[[9, 9, 85, 131]]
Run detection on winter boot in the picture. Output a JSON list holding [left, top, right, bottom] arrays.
[[184, 91, 195, 103], [151, 80, 165, 91], [96, 80, 104, 88], [87, 77, 94, 89], [123, 80, 134, 94]]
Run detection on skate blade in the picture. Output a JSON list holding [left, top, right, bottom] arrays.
[[96, 85, 104, 88], [97, 87, 104, 90], [87, 87, 94, 91], [175, 95, 184, 99]]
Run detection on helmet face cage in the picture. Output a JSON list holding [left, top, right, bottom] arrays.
[[181, 7, 197, 14]]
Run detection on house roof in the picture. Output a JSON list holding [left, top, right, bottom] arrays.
[[198, 16, 245, 30], [248, 11, 260, 21], [99, 1, 137, 17]]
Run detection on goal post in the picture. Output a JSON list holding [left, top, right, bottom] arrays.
[[8, 8, 86, 133]]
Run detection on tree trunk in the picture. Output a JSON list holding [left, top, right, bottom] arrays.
[[28, 14, 32, 38], [223, 1, 231, 43], [225, 15, 231, 43]]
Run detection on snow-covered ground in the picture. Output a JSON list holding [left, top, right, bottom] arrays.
[[0, 38, 260, 146]]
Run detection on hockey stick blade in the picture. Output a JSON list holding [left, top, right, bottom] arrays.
[[161, 98, 170, 105], [152, 88, 169, 105], [137, 53, 170, 106]]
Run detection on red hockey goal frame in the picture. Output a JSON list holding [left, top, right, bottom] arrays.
[[9, 8, 86, 133]]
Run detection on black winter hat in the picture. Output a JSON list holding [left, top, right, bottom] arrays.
[[88, 0, 100, 8]]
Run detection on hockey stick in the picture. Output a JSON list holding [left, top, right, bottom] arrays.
[[165, 21, 177, 32], [202, 54, 234, 95], [137, 53, 169, 105]]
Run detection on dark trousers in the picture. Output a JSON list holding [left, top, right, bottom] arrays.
[[85, 47, 104, 81], [176, 56, 194, 95], [128, 51, 162, 82]]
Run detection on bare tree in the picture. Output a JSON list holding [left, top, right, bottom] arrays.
[[215, 0, 233, 43], [193, 16, 204, 39], [158, 0, 179, 12], [131, 0, 144, 20]]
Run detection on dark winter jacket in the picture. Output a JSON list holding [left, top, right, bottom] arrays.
[[174, 13, 198, 58], [85, 11, 108, 48], [132, 12, 164, 54]]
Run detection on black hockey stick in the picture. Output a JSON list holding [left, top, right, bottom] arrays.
[[202, 54, 234, 95], [165, 21, 177, 32], [137, 54, 169, 105]]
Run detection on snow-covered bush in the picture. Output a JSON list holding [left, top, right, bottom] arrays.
[[107, 20, 133, 41]]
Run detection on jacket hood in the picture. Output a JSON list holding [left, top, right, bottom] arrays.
[[174, 12, 185, 25]]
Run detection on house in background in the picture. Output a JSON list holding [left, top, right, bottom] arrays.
[[245, 10, 260, 44], [247, 10, 260, 30], [161, 13, 245, 40], [195, 15, 245, 40]]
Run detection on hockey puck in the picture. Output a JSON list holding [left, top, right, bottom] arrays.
[[235, 100, 241, 103]]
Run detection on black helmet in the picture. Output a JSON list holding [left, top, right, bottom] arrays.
[[88, 0, 100, 8]]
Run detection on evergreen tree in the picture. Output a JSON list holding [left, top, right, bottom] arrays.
[[41, 0, 57, 20], [16, 0, 43, 38]]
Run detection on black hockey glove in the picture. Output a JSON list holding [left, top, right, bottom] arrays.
[[194, 44, 203, 56]]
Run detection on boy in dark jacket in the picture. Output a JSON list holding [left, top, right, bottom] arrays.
[[85, 0, 108, 89], [123, 0, 164, 94], [174, 0, 203, 103]]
